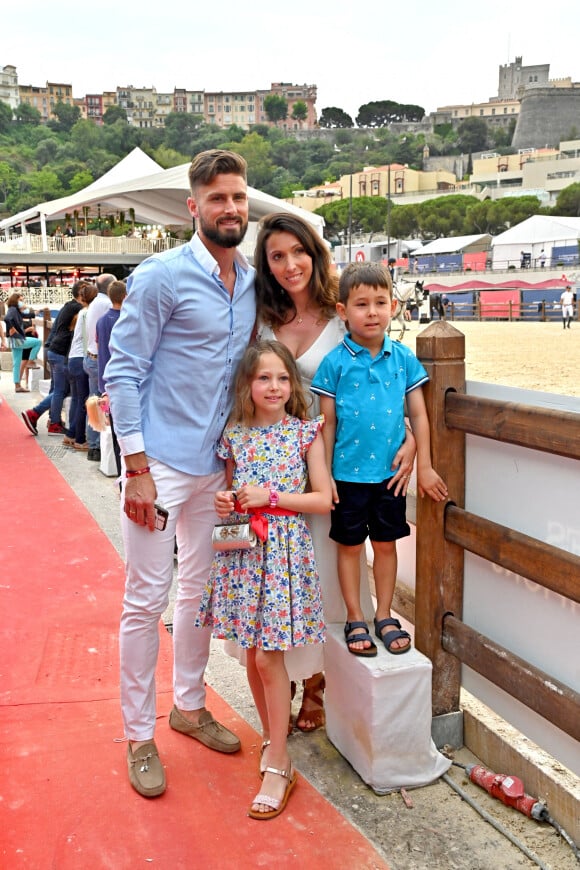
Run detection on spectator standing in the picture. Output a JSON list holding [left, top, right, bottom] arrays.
[[105, 149, 255, 798], [84, 273, 115, 461], [560, 284, 574, 329], [66, 282, 97, 450], [44, 284, 82, 435], [3, 293, 42, 393]]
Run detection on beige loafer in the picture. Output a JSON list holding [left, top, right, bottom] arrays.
[[127, 740, 166, 798], [169, 706, 241, 754]]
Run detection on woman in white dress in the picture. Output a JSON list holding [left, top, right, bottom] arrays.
[[252, 213, 416, 731]]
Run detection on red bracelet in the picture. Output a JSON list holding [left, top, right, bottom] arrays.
[[125, 466, 151, 478]]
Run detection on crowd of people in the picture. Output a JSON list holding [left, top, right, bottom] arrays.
[[17, 275, 127, 464], [6, 149, 448, 820]]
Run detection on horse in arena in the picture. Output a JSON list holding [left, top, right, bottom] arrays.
[[427, 291, 449, 320], [389, 279, 425, 340]]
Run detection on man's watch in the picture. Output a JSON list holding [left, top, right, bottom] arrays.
[[268, 488, 279, 508]]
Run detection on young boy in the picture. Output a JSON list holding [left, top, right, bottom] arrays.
[[311, 262, 447, 657]]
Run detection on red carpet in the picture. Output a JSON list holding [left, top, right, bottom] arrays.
[[0, 402, 388, 869]]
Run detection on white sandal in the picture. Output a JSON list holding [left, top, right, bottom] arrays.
[[248, 764, 297, 820]]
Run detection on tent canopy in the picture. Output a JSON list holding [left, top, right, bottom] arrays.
[[490, 215, 580, 270], [413, 234, 491, 256], [491, 215, 580, 247], [0, 149, 324, 235], [0, 147, 164, 231]]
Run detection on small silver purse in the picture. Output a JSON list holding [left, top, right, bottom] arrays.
[[212, 523, 257, 551]]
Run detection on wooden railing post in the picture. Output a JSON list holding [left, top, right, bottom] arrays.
[[415, 321, 466, 715]]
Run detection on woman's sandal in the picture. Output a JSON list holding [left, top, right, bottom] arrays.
[[374, 617, 411, 655], [14, 385, 30, 393], [344, 621, 378, 657], [296, 674, 326, 733], [248, 764, 297, 820], [288, 680, 296, 734]]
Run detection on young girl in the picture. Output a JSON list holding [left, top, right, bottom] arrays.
[[197, 340, 332, 820]]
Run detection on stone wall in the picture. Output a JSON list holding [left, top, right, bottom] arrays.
[[513, 87, 580, 149]]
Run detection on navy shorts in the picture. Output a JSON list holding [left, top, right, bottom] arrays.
[[330, 479, 411, 546]]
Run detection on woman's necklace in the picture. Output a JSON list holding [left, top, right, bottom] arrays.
[[295, 309, 323, 325]]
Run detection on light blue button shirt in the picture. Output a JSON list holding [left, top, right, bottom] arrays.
[[105, 234, 256, 475], [311, 333, 428, 483]]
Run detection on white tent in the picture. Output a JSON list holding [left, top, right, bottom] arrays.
[[0, 151, 325, 241], [412, 234, 491, 256], [491, 215, 580, 269], [0, 147, 163, 233]]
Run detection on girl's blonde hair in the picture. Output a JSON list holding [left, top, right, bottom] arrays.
[[230, 340, 310, 425]]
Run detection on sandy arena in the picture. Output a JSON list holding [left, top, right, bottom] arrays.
[[404, 319, 580, 399]]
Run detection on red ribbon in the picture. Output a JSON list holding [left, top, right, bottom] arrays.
[[234, 499, 298, 543]]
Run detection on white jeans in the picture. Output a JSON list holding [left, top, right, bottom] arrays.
[[119, 458, 225, 741]]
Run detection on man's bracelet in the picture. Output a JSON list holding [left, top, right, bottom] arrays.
[[125, 466, 151, 478]]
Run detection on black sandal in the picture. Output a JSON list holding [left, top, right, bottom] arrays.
[[344, 621, 378, 657], [374, 617, 411, 655]]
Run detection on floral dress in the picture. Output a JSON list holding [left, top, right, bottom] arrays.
[[197, 415, 326, 651]]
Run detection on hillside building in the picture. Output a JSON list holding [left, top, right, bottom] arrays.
[[0, 64, 18, 111]]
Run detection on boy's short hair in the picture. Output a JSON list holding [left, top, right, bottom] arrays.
[[188, 149, 247, 194], [108, 280, 127, 305], [338, 262, 392, 304]]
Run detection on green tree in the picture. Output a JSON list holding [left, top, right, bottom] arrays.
[[153, 144, 187, 168], [34, 138, 60, 166], [457, 118, 489, 154], [18, 168, 64, 206], [553, 182, 580, 216], [103, 105, 128, 125], [291, 101, 308, 125], [229, 132, 274, 189], [102, 118, 142, 156], [48, 101, 81, 133], [164, 111, 204, 154], [69, 119, 104, 161], [315, 197, 389, 239], [0, 101, 12, 133], [68, 169, 94, 193], [389, 203, 421, 239], [0, 161, 18, 205], [318, 106, 354, 130], [264, 94, 288, 125], [14, 103, 41, 125], [356, 100, 425, 127]]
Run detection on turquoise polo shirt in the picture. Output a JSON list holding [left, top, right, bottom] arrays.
[[311, 333, 428, 483]]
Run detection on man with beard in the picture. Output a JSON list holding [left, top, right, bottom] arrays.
[[105, 150, 256, 798]]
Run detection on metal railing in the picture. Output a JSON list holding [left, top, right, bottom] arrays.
[[0, 234, 185, 256]]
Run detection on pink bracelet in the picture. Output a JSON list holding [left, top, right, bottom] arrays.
[[125, 466, 151, 478]]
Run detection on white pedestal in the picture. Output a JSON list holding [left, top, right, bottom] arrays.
[[324, 623, 451, 793]]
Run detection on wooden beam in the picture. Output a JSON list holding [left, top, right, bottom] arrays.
[[445, 393, 580, 460], [445, 504, 580, 605], [443, 615, 580, 743]]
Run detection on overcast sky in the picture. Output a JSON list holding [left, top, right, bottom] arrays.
[[4, 0, 579, 121]]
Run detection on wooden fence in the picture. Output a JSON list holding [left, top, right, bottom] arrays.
[[413, 321, 580, 744]]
